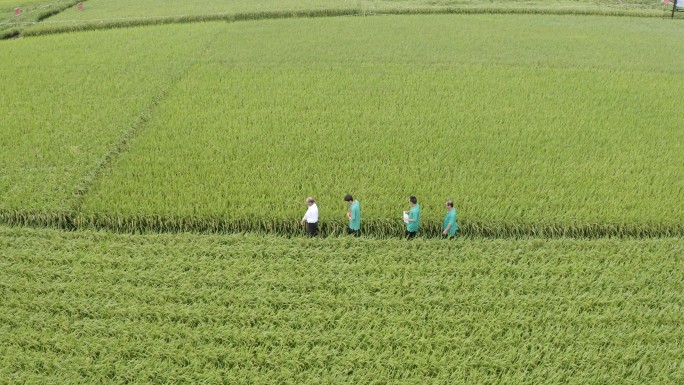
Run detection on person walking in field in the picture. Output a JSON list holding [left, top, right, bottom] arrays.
[[345, 194, 361, 237], [404, 196, 420, 239], [442, 200, 459, 238], [301, 197, 319, 237]]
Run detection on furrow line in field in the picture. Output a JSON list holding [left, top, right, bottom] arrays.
[[67, 28, 225, 221]]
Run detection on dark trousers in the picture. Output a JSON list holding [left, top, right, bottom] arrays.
[[347, 227, 360, 237], [306, 222, 318, 237], [405, 231, 417, 239]]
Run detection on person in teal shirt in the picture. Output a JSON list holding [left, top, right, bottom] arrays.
[[403, 196, 420, 239], [442, 200, 459, 238], [345, 194, 361, 237]]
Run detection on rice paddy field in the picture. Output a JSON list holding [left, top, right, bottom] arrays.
[[3, 14, 683, 236], [1, 1, 683, 383], [30, 0, 667, 21], [0, 0, 78, 38], [11, 0, 674, 37], [1, 226, 683, 384], [81, 15, 684, 237], [0, 23, 226, 225]]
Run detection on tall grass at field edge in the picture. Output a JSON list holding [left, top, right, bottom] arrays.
[[2, 210, 681, 238], [0, 0, 84, 38], [35, 0, 86, 22], [0, 210, 74, 230]]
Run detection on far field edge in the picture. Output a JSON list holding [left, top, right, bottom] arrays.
[[11, 6, 676, 40]]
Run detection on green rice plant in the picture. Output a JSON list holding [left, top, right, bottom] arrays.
[[20, 0, 670, 37], [77, 15, 684, 238], [20, 8, 366, 37], [0, 23, 226, 225], [32, 0, 666, 23], [0, 0, 81, 38], [0, 0, 51, 6], [1, 226, 682, 384]]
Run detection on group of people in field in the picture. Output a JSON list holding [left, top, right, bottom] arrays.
[[300, 194, 459, 238]]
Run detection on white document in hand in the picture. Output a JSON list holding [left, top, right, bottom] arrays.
[[403, 212, 409, 224]]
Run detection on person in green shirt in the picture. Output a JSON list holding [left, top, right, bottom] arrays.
[[442, 200, 459, 238], [403, 196, 420, 239], [345, 194, 361, 237]]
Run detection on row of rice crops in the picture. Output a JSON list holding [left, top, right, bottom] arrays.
[[1, 226, 682, 384]]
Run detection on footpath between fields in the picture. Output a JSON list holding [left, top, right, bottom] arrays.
[[1, 209, 682, 239]]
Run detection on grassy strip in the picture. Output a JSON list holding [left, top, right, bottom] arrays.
[[0, 28, 18, 38], [0, 210, 73, 229], [19, 6, 667, 38], [73, 214, 684, 238], [35, 0, 84, 22]]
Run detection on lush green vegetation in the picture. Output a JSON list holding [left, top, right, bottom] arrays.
[[0, 0, 79, 38], [3, 0, 678, 39], [2, 15, 683, 237], [0, 0, 48, 8], [75, 15, 684, 237], [2, 4, 683, 384], [36, 0, 661, 21], [20, 0, 671, 37], [0, 23, 225, 226], [38, 0, 665, 22], [1, 226, 682, 384]]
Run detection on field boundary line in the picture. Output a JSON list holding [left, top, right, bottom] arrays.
[[0, 0, 84, 39], [11, 6, 677, 39], [6, 3, 665, 25], [73, 215, 684, 238], [67, 27, 226, 218]]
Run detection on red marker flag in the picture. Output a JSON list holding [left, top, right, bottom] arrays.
[[77, 2, 83, 11], [663, 0, 673, 4], [14, 7, 21, 16]]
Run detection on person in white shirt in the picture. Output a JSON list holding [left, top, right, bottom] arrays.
[[300, 197, 319, 237]]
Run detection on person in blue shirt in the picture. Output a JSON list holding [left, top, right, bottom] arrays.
[[345, 194, 361, 237], [403, 195, 420, 239], [442, 200, 459, 238]]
